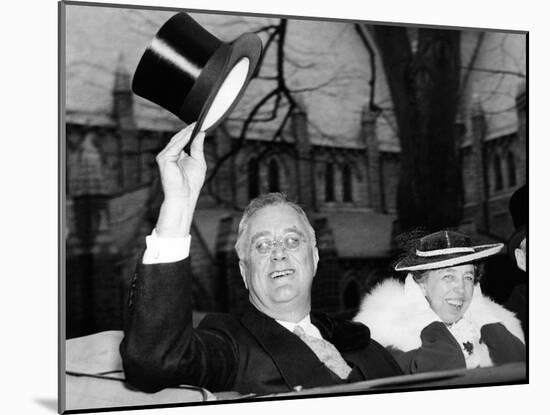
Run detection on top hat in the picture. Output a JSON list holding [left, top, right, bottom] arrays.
[[132, 12, 263, 136], [508, 185, 527, 256], [394, 230, 503, 272]]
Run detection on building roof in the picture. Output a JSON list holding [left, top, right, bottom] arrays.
[[315, 210, 396, 258], [192, 207, 396, 259], [64, 5, 525, 152], [68, 134, 114, 196]]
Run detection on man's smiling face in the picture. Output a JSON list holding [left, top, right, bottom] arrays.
[[239, 204, 319, 322]]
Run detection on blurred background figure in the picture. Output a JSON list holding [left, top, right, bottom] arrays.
[[505, 185, 527, 334]]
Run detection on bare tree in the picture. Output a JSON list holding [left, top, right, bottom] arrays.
[[356, 24, 463, 233], [203, 18, 360, 207], [122, 11, 524, 223]]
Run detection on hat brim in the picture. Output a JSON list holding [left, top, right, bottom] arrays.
[[394, 243, 504, 272], [183, 32, 263, 137]]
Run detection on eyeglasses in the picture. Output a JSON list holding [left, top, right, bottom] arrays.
[[253, 234, 303, 254]]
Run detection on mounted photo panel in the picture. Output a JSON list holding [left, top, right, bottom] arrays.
[[59, 0, 528, 413]]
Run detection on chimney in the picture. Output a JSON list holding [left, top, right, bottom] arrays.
[[291, 102, 316, 211], [471, 93, 489, 232], [360, 105, 383, 212], [113, 53, 136, 131]]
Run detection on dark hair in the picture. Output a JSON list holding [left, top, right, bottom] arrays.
[[410, 262, 485, 284]]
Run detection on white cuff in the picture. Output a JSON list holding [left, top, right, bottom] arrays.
[[142, 229, 191, 264]]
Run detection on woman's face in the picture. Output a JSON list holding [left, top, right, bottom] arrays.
[[418, 264, 476, 324]]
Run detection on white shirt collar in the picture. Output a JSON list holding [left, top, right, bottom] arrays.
[[276, 314, 322, 339]]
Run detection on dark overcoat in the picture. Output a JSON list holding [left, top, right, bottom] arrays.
[[120, 259, 403, 394]]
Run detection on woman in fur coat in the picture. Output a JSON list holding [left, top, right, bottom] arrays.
[[354, 230, 525, 374]]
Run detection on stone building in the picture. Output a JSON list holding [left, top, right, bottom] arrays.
[[63, 5, 527, 336], [65, 63, 526, 336]]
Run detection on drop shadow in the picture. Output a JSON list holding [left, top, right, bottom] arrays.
[[34, 398, 58, 412]]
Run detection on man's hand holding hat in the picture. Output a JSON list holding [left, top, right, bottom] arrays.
[[154, 123, 206, 238]]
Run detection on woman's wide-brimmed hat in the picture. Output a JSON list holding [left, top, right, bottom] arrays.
[[508, 185, 527, 257], [132, 12, 263, 136], [394, 230, 504, 272]]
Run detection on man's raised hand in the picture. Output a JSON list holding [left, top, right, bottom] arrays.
[[154, 123, 206, 237]]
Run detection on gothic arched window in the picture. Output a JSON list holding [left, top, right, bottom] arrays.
[[248, 157, 260, 199], [325, 162, 335, 202], [507, 151, 517, 188], [342, 164, 353, 202], [268, 159, 280, 192], [494, 154, 503, 192]]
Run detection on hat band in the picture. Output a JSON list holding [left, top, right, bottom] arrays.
[[150, 37, 202, 79], [416, 247, 475, 257]]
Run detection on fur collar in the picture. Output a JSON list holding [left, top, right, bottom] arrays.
[[353, 275, 524, 352]]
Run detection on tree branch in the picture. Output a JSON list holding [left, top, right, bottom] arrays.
[[205, 87, 280, 184], [355, 24, 381, 112], [460, 31, 485, 96], [464, 66, 526, 78]]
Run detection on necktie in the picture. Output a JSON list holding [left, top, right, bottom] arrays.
[[293, 325, 352, 379]]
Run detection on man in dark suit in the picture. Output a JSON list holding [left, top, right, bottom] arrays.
[[120, 124, 403, 395]]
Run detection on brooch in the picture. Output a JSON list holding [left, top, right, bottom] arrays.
[[462, 341, 473, 355]]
